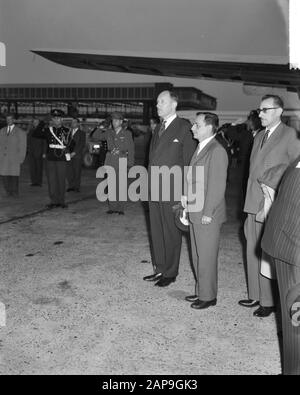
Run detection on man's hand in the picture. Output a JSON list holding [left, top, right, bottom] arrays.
[[260, 183, 275, 202], [181, 195, 188, 209], [201, 216, 212, 225]]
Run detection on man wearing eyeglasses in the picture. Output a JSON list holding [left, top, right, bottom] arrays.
[[239, 94, 300, 317]]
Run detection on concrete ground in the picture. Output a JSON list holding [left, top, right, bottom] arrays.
[[0, 159, 282, 375]]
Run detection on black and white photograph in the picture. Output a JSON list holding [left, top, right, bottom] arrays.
[[0, 0, 300, 377]]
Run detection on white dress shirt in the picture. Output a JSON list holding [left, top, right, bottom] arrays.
[[197, 135, 215, 155], [265, 121, 281, 139], [163, 113, 177, 129]]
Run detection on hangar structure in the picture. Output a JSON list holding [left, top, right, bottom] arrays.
[[0, 82, 216, 123]]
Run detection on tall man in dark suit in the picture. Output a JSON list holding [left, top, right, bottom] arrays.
[[27, 118, 46, 187], [143, 90, 197, 287], [66, 117, 86, 192], [184, 112, 228, 309], [262, 157, 300, 375], [239, 95, 300, 317]]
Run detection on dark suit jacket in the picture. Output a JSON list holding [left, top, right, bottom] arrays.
[[70, 128, 86, 158], [148, 116, 197, 203], [262, 156, 300, 267], [27, 126, 47, 157], [244, 122, 300, 214], [187, 138, 228, 224]]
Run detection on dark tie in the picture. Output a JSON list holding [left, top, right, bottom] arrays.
[[158, 121, 166, 138], [260, 129, 270, 149]]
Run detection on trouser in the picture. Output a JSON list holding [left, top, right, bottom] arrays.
[[275, 259, 300, 375], [148, 201, 182, 278], [107, 167, 125, 213], [2, 175, 19, 196], [244, 214, 275, 306], [190, 221, 221, 301], [46, 160, 67, 205], [29, 154, 43, 185], [67, 157, 83, 190]]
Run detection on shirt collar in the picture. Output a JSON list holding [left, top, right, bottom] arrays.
[[163, 113, 177, 129], [197, 135, 215, 154], [266, 121, 281, 136]]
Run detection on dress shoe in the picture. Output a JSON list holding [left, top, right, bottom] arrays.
[[106, 210, 116, 214], [74, 188, 80, 192], [185, 295, 199, 302], [191, 299, 217, 310], [238, 299, 259, 308], [155, 276, 176, 287], [143, 273, 162, 282], [67, 188, 74, 192], [253, 306, 275, 317], [118, 211, 124, 215]]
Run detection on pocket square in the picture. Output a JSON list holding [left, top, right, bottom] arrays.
[[296, 161, 300, 168], [173, 139, 179, 142]]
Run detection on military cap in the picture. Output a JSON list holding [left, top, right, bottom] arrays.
[[51, 108, 65, 117], [111, 112, 124, 120]]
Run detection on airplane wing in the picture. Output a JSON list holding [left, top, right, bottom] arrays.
[[31, 49, 300, 95]]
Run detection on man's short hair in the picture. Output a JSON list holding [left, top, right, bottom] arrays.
[[261, 94, 284, 109], [196, 112, 219, 133], [168, 90, 179, 103]]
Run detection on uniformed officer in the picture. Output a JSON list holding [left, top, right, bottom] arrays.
[[33, 109, 74, 208], [98, 112, 134, 214]]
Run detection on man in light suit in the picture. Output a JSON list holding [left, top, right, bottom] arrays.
[[66, 117, 86, 192], [183, 112, 228, 309], [0, 114, 27, 196], [143, 90, 197, 287], [239, 95, 300, 317], [262, 157, 300, 375]]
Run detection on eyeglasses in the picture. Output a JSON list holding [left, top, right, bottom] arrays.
[[257, 107, 280, 114]]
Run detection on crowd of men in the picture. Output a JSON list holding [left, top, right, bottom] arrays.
[[0, 109, 86, 207], [0, 91, 299, 375], [142, 91, 300, 375]]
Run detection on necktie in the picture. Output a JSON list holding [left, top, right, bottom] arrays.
[[260, 129, 270, 149], [158, 121, 166, 138]]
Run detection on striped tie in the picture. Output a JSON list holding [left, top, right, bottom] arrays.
[[260, 129, 270, 149], [158, 121, 166, 138]]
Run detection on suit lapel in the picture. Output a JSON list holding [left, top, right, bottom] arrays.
[[250, 123, 284, 172], [260, 123, 283, 155], [192, 138, 216, 164], [150, 117, 179, 161]]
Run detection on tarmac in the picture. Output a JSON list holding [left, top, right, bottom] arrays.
[[0, 159, 282, 375]]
